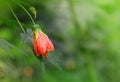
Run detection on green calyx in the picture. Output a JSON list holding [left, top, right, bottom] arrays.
[[33, 24, 43, 35], [33, 24, 48, 38]]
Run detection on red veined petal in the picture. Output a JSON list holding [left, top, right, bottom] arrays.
[[37, 32, 47, 54], [33, 32, 47, 56], [43, 51, 48, 57], [46, 37, 54, 51], [43, 34, 54, 51]]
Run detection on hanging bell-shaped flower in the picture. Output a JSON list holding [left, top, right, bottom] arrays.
[[33, 25, 54, 57]]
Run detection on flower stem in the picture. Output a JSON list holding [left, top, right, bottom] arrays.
[[8, 4, 26, 34], [85, 53, 98, 82], [15, 2, 36, 26], [67, 0, 80, 31], [16, 0, 31, 7]]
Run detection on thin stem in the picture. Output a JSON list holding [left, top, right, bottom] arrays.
[[16, 0, 31, 7], [67, 0, 98, 82], [67, 0, 80, 30], [85, 53, 98, 82], [16, 2, 36, 26], [8, 4, 26, 34]]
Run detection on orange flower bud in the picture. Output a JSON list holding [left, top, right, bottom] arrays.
[[33, 27, 54, 57]]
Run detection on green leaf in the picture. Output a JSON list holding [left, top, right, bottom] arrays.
[[0, 38, 25, 58], [20, 28, 33, 47], [47, 53, 62, 72]]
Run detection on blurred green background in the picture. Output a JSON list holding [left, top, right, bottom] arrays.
[[0, 0, 120, 82]]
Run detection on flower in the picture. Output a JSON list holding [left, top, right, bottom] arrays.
[[33, 27, 54, 57]]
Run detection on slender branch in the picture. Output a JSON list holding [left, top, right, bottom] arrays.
[[67, 0, 98, 82], [67, 0, 80, 30], [8, 4, 26, 34], [17, 0, 31, 7], [85, 53, 98, 82], [15, 2, 36, 26]]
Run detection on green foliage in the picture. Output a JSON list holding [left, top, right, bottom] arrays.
[[0, 0, 120, 82], [0, 38, 20, 58]]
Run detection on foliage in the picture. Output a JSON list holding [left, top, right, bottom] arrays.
[[0, 0, 120, 82]]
